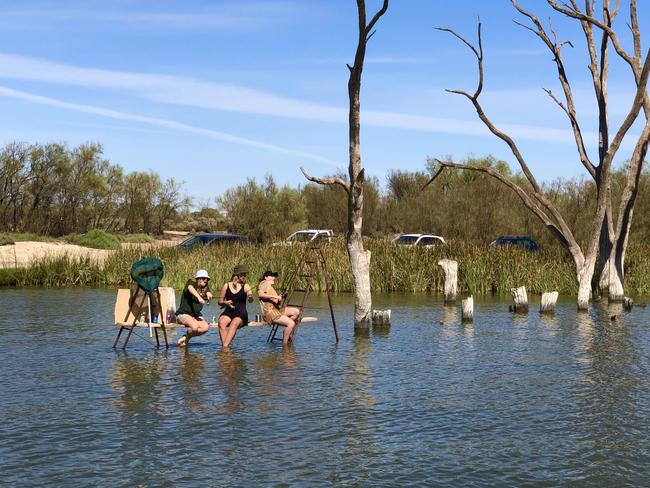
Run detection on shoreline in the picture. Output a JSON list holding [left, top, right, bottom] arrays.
[[0, 240, 176, 269]]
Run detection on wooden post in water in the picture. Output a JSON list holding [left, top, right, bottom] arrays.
[[461, 296, 473, 323], [437, 259, 458, 302], [540, 291, 559, 314], [623, 297, 634, 311], [371, 309, 391, 326], [510, 286, 528, 313]]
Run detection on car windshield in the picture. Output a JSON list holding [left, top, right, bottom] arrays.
[[180, 234, 247, 247], [291, 232, 316, 242], [179, 236, 201, 247], [419, 237, 442, 246], [394, 235, 418, 244]]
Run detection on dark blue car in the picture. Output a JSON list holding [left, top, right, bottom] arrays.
[[178, 233, 249, 248], [489, 236, 539, 251]]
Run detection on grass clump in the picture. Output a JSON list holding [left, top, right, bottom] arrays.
[[0, 232, 58, 245], [0, 234, 15, 246], [0, 268, 19, 286], [119, 233, 155, 244], [73, 230, 121, 250]]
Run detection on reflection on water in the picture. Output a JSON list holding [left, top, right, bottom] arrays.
[[570, 300, 644, 481], [215, 348, 249, 413], [1, 289, 650, 486], [109, 351, 169, 416], [441, 303, 457, 325], [179, 348, 207, 413]]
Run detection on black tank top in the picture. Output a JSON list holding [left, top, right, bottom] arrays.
[[221, 283, 248, 322]]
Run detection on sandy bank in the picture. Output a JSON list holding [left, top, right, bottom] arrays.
[[0, 240, 176, 268]]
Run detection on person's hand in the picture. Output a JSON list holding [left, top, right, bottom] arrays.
[[206, 291, 213, 301], [227, 299, 235, 309]]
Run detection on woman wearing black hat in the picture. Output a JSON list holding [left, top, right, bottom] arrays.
[[257, 270, 301, 344], [217, 264, 253, 348]]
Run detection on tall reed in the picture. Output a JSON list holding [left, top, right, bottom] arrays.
[[4, 239, 650, 297]]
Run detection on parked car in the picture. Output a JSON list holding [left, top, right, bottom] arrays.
[[178, 233, 249, 248], [489, 235, 539, 251], [393, 233, 445, 247], [272, 229, 334, 246]]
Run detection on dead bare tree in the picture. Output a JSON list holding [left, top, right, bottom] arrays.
[[302, 0, 389, 327], [427, 1, 649, 310], [542, 1, 650, 301]]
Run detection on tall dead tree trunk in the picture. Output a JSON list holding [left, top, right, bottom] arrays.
[[301, 0, 389, 328], [549, 1, 650, 301], [428, 1, 649, 310]]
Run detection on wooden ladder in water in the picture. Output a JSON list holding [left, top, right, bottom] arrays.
[[268, 241, 339, 343]]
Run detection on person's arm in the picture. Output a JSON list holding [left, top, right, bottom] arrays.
[[244, 284, 254, 303], [258, 283, 281, 305], [218, 283, 235, 309], [187, 284, 206, 304]]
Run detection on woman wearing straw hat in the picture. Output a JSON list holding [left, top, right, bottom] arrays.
[[217, 264, 253, 348], [176, 269, 213, 347]]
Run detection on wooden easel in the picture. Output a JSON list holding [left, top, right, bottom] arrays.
[[113, 287, 169, 349], [268, 241, 338, 343]]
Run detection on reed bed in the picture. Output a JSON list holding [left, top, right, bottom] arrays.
[[3, 239, 650, 297]]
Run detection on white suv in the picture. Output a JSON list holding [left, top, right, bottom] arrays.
[[273, 229, 334, 246], [393, 233, 445, 247]]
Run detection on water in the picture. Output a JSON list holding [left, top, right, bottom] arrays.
[[1, 289, 650, 486]]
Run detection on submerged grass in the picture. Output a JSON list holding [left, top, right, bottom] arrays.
[[4, 239, 650, 297]]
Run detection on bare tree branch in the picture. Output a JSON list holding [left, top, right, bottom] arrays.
[[603, 48, 650, 166], [422, 159, 575, 251], [546, 0, 635, 68], [365, 0, 389, 36], [436, 21, 542, 192], [300, 167, 350, 193], [512, 0, 596, 177]]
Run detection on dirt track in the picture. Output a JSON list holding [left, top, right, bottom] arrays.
[[0, 241, 176, 268]]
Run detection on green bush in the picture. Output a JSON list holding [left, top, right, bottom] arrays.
[[73, 230, 121, 250], [0, 234, 15, 246]]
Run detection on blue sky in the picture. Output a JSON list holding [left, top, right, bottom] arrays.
[[0, 0, 647, 203]]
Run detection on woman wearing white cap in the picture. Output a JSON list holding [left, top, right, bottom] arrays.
[[176, 269, 213, 347]]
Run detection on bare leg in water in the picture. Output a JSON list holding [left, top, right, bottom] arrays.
[[177, 316, 209, 346]]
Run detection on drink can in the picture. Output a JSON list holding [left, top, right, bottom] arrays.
[[212, 315, 217, 323]]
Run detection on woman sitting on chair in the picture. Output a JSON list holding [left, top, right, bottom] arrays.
[[257, 270, 301, 345], [176, 269, 213, 347], [217, 264, 253, 349]]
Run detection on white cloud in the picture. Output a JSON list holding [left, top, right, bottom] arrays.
[[0, 53, 641, 148], [0, 86, 342, 167], [0, 3, 299, 31]]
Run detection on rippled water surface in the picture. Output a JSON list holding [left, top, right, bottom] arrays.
[[1, 289, 650, 486]]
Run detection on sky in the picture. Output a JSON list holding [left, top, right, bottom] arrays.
[[0, 0, 647, 203]]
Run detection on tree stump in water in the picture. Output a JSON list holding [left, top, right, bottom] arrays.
[[510, 286, 528, 313], [461, 296, 473, 323], [540, 291, 559, 314], [371, 309, 391, 326], [437, 259, 458, 302]]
